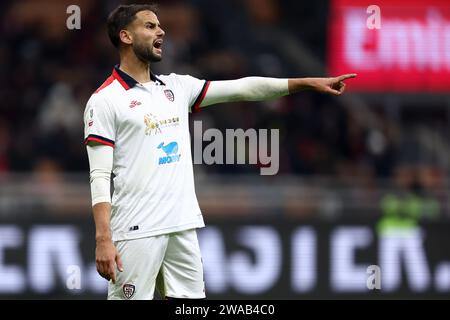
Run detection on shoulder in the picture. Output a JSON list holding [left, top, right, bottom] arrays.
[[157, 73, 202, 86], [85, 89, 115, 114], [91, 73, 124, 100], [157, 73, 180, 85], [88, 74, 123, 107]]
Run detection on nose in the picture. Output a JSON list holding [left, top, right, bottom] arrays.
[[158, 27, 165, 37]]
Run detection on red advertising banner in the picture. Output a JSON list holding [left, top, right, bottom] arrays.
[[328, 0, 450, 92]]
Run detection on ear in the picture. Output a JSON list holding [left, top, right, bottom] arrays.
[[119, 29, 133, 45]]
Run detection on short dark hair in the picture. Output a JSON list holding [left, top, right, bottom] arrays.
[[107, 4, 158, 48]]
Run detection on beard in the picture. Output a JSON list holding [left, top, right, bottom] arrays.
[[132, 40, 162, 63]]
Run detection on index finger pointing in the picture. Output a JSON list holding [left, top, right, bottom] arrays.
[[337, 74, 357, 81]]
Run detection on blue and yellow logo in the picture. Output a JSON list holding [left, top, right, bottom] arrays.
[[158, 142, 181, 164]]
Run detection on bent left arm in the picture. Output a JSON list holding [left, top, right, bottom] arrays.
[[200, 73, 357, 108]]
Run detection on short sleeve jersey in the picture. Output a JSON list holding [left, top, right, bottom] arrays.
[[84, 65, 210, 241]]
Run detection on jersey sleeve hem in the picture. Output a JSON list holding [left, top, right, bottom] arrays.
[[191, 80, 211, 113], [84, 134, 115, 148]]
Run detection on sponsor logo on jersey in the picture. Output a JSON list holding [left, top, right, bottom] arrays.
[[123, 283, 135, 299], [144, 114, 180, 135], [164, 89, 175, 102], [158, 141, 181, 165], [144, 114, 162, 135]]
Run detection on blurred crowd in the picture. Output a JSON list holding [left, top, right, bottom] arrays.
[[0, 0, 447, 202]]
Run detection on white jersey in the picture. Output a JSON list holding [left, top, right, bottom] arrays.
[[84, 66, 210, 241]]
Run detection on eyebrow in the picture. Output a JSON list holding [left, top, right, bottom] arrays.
[[144, 21, 162, 27]]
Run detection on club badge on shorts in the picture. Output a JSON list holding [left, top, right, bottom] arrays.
[[123, 283, 135, 299], [164, 89, 175, 102]]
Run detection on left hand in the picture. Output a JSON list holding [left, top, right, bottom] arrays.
[[313, 74, 357, 96]]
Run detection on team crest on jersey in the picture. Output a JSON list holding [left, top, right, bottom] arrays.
[[164, 89, 175, 102], [123, 283, 135, 299]]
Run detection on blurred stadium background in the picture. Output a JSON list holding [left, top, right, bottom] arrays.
[[1, 0, 450, 299]]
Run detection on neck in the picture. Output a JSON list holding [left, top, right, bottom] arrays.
[[119, 50, 152, 83]]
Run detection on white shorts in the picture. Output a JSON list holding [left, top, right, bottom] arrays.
[[107, 229, 205, 300]]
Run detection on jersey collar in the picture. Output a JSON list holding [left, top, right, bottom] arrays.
[[112, 64, 165, 90]]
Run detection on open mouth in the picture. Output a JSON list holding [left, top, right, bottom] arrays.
[[153, 39, 163, 50]]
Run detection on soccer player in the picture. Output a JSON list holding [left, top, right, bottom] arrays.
[[84, 4, 356, 300]]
